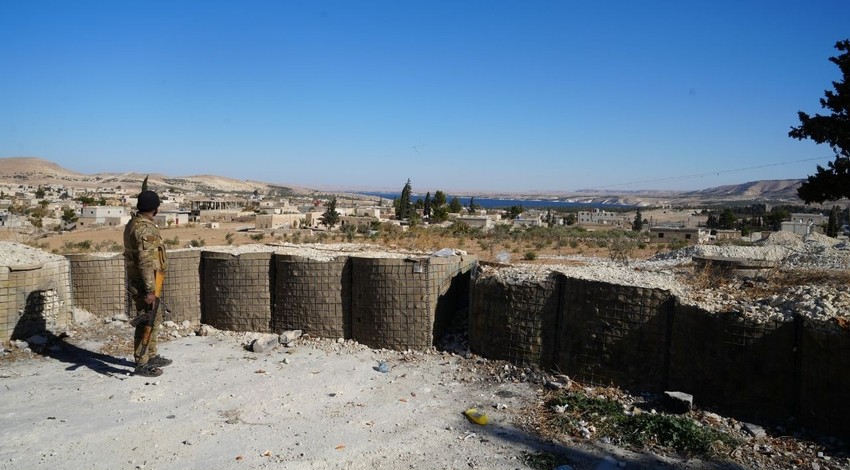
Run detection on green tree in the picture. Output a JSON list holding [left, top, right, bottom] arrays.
[[506, 205, 523, 220], [430, 191, 449, 222], [632, 208, 644, 231], [763, 207, 789, 231], [790, 39, 850, 203], [564, 213, 577, 225], [433, 190, 447, 207], [544, 208, 554, 227], [423, 192, 432, 218], [449, 196, 462, 213], [827, 205, 840, 237], [141, 175, 149, 192], [396, 178, 413, 220], [468, 197, 479, 213], [35, 186, 46, 199], [718, 208, 738, 229], [320, 197, 340, 228], [61, 208, 78, 226]]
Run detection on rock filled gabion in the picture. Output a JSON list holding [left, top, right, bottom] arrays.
[[517, 232, 850, 324]]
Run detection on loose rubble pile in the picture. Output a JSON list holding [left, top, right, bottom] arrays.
[[0, 241, 68, 266], [494, 232, 850, 325]]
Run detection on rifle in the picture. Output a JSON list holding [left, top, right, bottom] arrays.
[[135, 271, 164, 359]]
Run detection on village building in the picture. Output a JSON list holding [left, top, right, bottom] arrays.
[[649, 226, 706, 244], [455, 215, 495, 231], [577, 209, 630, 227], [76, 206, 129, 228], [154, 211, 191, 228], [709, 229, 741, 242], [255, 213, 306, 230]]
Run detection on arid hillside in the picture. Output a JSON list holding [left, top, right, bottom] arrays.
[[0, 156, 811, 205]]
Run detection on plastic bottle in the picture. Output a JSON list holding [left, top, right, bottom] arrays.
[[464, 408, 489, 425]]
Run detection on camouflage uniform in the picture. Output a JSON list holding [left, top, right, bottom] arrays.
[[123, 213, 167, 366]]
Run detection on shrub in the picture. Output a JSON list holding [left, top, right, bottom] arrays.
[[250, 233, 265, 242], [164, 236, 180, 247], [523, 251, 538, 261]]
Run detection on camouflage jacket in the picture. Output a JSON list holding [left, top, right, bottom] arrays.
[[123, 213, 167, 294]]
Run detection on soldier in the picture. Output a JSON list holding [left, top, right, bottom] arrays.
[[124, 190, 171, 377]]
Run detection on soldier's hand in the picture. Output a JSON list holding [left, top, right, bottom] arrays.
[[144, 292, 157, 305]]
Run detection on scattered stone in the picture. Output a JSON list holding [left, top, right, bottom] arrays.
[[250, 336, 280, 353], [112, 313, 130, 322], [544, 381, 565, 391], [280, 330, 302, 344], [743, 422, 767, 438], [181, 320, 191, 329], [163, 321, 177, 328], [662, 391, 693, 414], [197, 324, 218, 337], [11, 340, 29, 350], [71, 307, 94, 325]]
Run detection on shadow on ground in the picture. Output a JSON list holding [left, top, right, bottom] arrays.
[[29, 332, 135, 378], [464, 414, 748, 470]]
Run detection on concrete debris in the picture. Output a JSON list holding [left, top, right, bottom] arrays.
[[482, 232, 850, 325], [279, 330, 302, 345], [71, 307, 94, 325], [197, 324, 218, 337], [249, 335, 280, 353], [662, 391, 693, 414], [743, 422, 767, 438]]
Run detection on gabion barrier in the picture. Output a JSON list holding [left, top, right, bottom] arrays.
[[667, 304, 796, 421], [161, 249, 202, 324], [273, 254, 351, 338], [428, 255, 475, 341], [798, 318, 850, 438], [556, 277, 673, 392], [201, 251, 273, 332], [0, 259, 71, 341], [350, 256, 433, 350], [469, 270, 560, 368], [66, 253, 125, 318]]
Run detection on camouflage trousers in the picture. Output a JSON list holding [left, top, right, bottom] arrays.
[[132, 306, 163, 366]]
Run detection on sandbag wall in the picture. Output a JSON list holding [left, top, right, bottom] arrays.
[[0, 259, 72, 341], [273, 254, 351, 338], [469, 269, 560, 368], [667, 304, 796, 421], [161, 249, 202, 324], [66, 253, 125, 318], [201, 251, 274, 332]]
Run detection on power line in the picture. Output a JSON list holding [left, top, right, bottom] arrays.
[[589, 155, 832, 190]]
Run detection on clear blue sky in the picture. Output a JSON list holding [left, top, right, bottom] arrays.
[[1, 1, 848, 193]]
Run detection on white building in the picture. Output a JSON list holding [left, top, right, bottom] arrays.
[[154, 211, 190, 228], [577, 209, 630, 227], [77, 206, 129, 228], [256, 213, 306, 230]]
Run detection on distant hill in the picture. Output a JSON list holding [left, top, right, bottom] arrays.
[[684, 179, 803, 201], [0, 156, 807, 204], [0, 157, 316, 195]]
